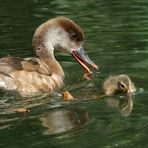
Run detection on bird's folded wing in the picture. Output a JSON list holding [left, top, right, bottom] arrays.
[[0, 57, 52, 76]]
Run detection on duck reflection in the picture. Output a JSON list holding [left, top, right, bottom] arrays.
[[106, 96, 133, 117], [39, 107, 89, 135]]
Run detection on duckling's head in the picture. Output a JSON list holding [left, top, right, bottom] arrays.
[[117, 74, 136, 94], [32, 17, 98, 73], [103, 74, 136, 95]]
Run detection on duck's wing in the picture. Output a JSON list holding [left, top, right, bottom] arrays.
[[0, 72, 17, 90], [0, 57, 23, 74], [0, 57, 52, 76]]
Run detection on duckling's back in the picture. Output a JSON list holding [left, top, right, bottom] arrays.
[[103, 75, 119, 95]]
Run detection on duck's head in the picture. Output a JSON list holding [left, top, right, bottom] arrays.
[[118, 74, 136, 94], [32, 17, 98, 73]]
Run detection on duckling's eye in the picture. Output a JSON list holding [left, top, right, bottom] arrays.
[[119, 82, 126, 90], [120, 84, 125, 89]]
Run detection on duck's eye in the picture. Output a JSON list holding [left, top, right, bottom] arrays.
[[72, 32, 77, 38]]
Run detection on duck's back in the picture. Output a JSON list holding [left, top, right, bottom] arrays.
[[0, 57, 64, 96]]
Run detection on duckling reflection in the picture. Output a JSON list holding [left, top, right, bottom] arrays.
[[103, 74, 136, 96], [103, 74, 136, 117], [106, 96, 133, 117], [39, 107, 89, 135]]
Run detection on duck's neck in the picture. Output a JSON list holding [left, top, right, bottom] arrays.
[[32, 21, 65, 85], [33, 41, 64, 79]]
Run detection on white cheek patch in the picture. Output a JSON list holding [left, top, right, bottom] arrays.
[[45, 41, 54, 51], [44, 26, 70, 52]]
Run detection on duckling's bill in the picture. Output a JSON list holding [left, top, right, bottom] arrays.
[[71, 47, 99, 73]]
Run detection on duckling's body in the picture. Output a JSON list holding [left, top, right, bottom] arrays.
[[0, 17, 98, 97], [103, 74, 136, 95]]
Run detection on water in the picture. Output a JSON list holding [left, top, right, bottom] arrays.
[[0, 0, 148, 147]]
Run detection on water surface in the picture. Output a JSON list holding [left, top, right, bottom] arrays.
[[0, 0, 148, 148]]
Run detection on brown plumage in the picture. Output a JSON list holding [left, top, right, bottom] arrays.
[[0, 17, 98, 97], [0, 57, 64, 96], [103, 74, 136, 96]]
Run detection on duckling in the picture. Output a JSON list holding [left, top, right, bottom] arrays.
[[103, 74, 136, 95]]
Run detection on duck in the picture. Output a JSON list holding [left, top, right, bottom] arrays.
[[0, 17, 98, 97], [103, 74, 136, 96]]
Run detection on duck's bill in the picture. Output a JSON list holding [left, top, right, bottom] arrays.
[[71, 48, 99, 73]]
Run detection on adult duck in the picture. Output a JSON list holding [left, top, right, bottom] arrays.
[[0, 17, 98, 96]]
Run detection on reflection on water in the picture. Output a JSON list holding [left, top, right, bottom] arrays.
[[0, 0, 148, 148], [40, 107, 89, 135], [105, 95, 134, 117]]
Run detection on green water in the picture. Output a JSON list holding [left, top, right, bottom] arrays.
[[0, 0, 148, 148]]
